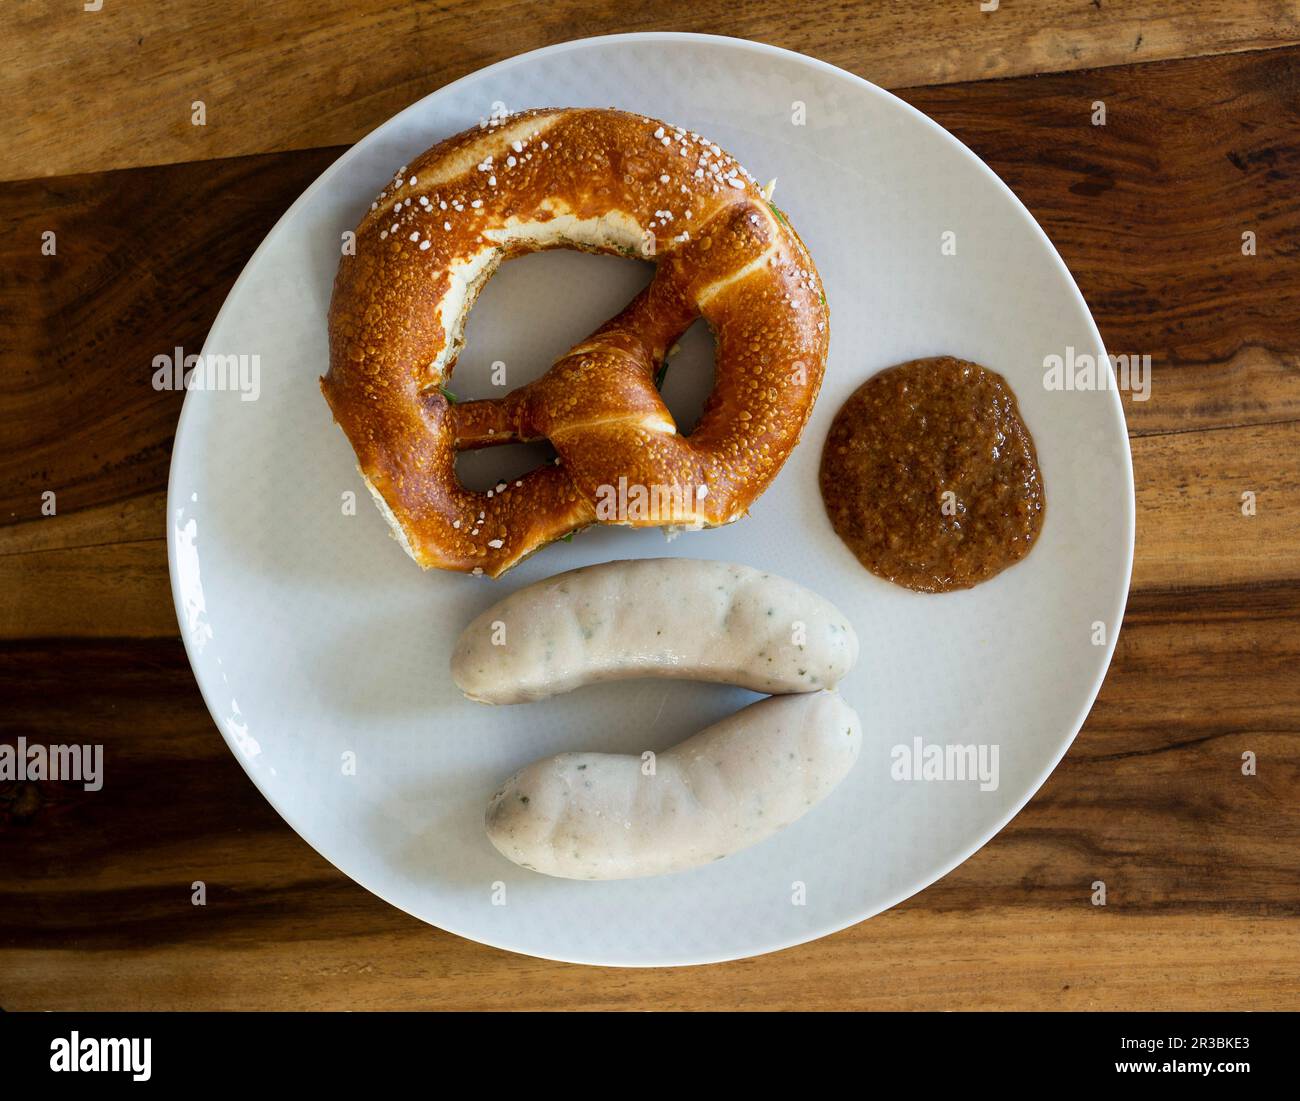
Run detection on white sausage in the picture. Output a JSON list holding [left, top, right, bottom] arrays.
[[451, 558, 858, 704], [485, 691, 861, 879]]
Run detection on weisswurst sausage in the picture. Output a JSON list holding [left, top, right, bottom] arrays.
[[452, 558, 858, 704], [485, 691, 861, 879]]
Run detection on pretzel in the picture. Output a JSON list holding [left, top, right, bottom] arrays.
[[323, 107, 828, 576]]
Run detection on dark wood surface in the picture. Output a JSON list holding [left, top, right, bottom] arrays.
[[1, 5, 1298, 1010], [5, 0, 1297, 180]]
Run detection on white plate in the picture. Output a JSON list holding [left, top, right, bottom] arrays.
[[168, 33, 1134, 966]]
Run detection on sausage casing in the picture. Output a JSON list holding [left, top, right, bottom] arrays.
[[485, 691, 862, 879], [451, 558, 858, 704]]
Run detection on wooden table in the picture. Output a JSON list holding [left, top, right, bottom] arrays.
[[2, 2, 1297, 1011]]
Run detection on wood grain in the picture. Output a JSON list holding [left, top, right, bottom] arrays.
[[0, 146, 340, 533], [2, 0, 1298, 181], [901, 44, 1300, 437], [1, 914, 1295, 1011], [1132, 422, 1299, 590], [1, 25, 1298, 1010]]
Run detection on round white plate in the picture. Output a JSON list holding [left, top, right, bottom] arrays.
[[169, 33, 1134, 966]]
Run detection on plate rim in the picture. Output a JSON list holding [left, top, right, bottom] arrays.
[[167, 30, 1136, 967]]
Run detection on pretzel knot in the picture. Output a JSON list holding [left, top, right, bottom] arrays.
[[323, 108, 829, 577]]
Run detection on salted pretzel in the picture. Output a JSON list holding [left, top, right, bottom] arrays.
[[323, 107, 829, 576]]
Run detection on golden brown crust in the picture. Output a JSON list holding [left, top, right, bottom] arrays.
[[322, 107, 829, 577]]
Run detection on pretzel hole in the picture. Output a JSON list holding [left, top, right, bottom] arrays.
[[455, 440, 558, 493], [449, 249, 654, 402], [657, 317, 717, 436]]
